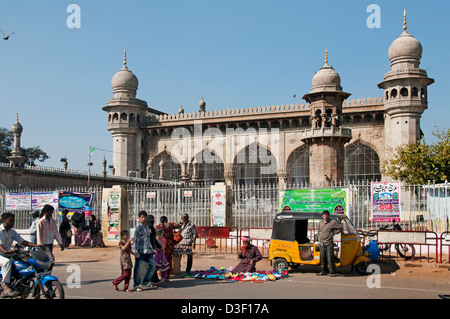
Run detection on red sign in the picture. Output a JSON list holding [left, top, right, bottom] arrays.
[[196, 227, 230, 239]]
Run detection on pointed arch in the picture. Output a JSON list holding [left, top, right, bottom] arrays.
[[344, 140, 381, 182], [287, 145, 310, 184], [233, 142, 278, 185]]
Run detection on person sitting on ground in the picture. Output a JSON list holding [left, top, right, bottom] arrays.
[[232, 237, 262, 273], [0, 212, 42, 297]]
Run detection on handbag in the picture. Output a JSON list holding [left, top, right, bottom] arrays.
[[173, 231, 183, 245], [66, 229, 73, 237]]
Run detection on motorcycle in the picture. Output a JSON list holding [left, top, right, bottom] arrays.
[[360, 220, 415, 260], [0, 245, 65, 299]]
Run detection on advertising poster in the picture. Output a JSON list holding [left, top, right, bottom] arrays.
[[59, 191, 94, 214], [211, 189, 226, 226], [371, 182, 401, 222], [280, 188, 349, 215], [32, 191, 59, 211], [5, 192, 32, 210], [106, 188, 121, 241]]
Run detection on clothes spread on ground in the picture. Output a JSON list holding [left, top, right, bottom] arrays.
[[184, 266, 288, 283]]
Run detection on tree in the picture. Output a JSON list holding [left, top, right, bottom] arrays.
[[0, 127, 50, 166], [382, 127, 450, 184]]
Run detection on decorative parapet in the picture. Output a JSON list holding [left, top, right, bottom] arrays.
[[0, 162, 164, 183], [150, 96, 384, 123], [155, 103, 312, 122], [342, 96, 384, 107]]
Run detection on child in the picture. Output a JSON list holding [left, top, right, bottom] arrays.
[[154, 229, 170, 283], [112, 230, 139, 292]]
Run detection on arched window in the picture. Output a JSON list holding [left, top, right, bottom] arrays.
[[354, 115, 362, 123], [344, 141, 381, 182], [112, 113, 119, 121], [411, 87, 418, 97], [364, 114, 373, 122], [400, 87, 408, 98], [391, 89, 398, 99], [129, 113, 135, 122], [189, 150, 224, 184], [385, 90, 389, 100], [234, 144, 278, 185], [151, 151, 180, 181], [120, 113, 127, 121], [288, 146, 310, 185], [343, 115, 352, 124]]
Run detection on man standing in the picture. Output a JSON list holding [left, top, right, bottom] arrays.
[[0, 213, 41, 297], [178, 213, 197, 273], [133, 211, 156, 291], [36, 205, 65, 273], [28, 210, 40, 245], [317, 210, 343, 277]]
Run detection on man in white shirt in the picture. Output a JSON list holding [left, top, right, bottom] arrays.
[[0, 212, 41, 297], [36, 205, 64, 273]]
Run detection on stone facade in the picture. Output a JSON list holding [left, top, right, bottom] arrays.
[[104, 14, 434, 188]]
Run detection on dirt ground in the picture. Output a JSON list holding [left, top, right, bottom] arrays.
[[53, 245, 450, 279]]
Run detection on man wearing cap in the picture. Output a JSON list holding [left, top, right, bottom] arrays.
[[29, 210, 40, 245], [232, 237, 262, 273], [317, 210, 343, 277]]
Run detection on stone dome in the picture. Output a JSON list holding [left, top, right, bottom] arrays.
[[388, 31, 422, 64], [199, 97, 206, 112], [311, 64, 341, 91], [111, 66, 139, 91], [387, 10, 422, 67], [111, 49, 139, 95], [11, 114, 23, 134]]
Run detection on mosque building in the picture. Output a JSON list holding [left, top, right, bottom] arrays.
[[102, 12, 433, 188]]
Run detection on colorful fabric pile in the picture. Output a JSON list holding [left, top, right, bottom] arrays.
[[184, 267, 288, 283]]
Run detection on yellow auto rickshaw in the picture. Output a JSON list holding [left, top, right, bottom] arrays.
[[269, 212, 371, 274]]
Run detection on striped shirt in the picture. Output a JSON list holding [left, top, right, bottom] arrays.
[[133, 223, 153, 254], [36, 217, 62, 246]]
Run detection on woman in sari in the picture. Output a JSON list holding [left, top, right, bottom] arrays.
[[155, 216, 180, 279]]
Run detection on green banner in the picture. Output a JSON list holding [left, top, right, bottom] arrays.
[[280, 188, 349, 215]]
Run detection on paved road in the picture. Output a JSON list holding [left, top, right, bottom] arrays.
[[51, 251, 450, 301]]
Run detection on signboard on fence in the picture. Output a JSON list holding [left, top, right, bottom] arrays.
[[5, 192, 32, 210], [280, 188, 349, 215], [211, 183, 230, 227], [59, 191, 94, 214], [32, 191, 59, 211], [101, 186, 129, 245], [371, 181, 401, 222]]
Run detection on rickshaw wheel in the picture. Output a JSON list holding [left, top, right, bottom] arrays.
[[355, 261, 370, 275], [273, 258, 289, 271]]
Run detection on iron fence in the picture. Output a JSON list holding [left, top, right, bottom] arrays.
[[0, 181, 448, 234]]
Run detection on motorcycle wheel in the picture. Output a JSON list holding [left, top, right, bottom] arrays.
[[395, 244, 415, 260], [34, 280, 65, 299]]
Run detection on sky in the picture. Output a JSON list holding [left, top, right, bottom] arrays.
[[0, 0, 449, 174]]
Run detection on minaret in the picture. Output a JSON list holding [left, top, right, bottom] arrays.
[[378, 9, 434, 153], [102, 49, 149, 177], [301, 50, 352, 185], [8, 114, 27, 167]]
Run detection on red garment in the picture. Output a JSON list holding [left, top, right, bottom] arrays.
[[112, 268, 132, 291], [156, 222, 177, 275]]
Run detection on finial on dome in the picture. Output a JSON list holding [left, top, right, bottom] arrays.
[[15, 113, 19, 123], [123, 48, 128, 68], [325, 48, 328, 65], [403, 8, 407, 31]]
